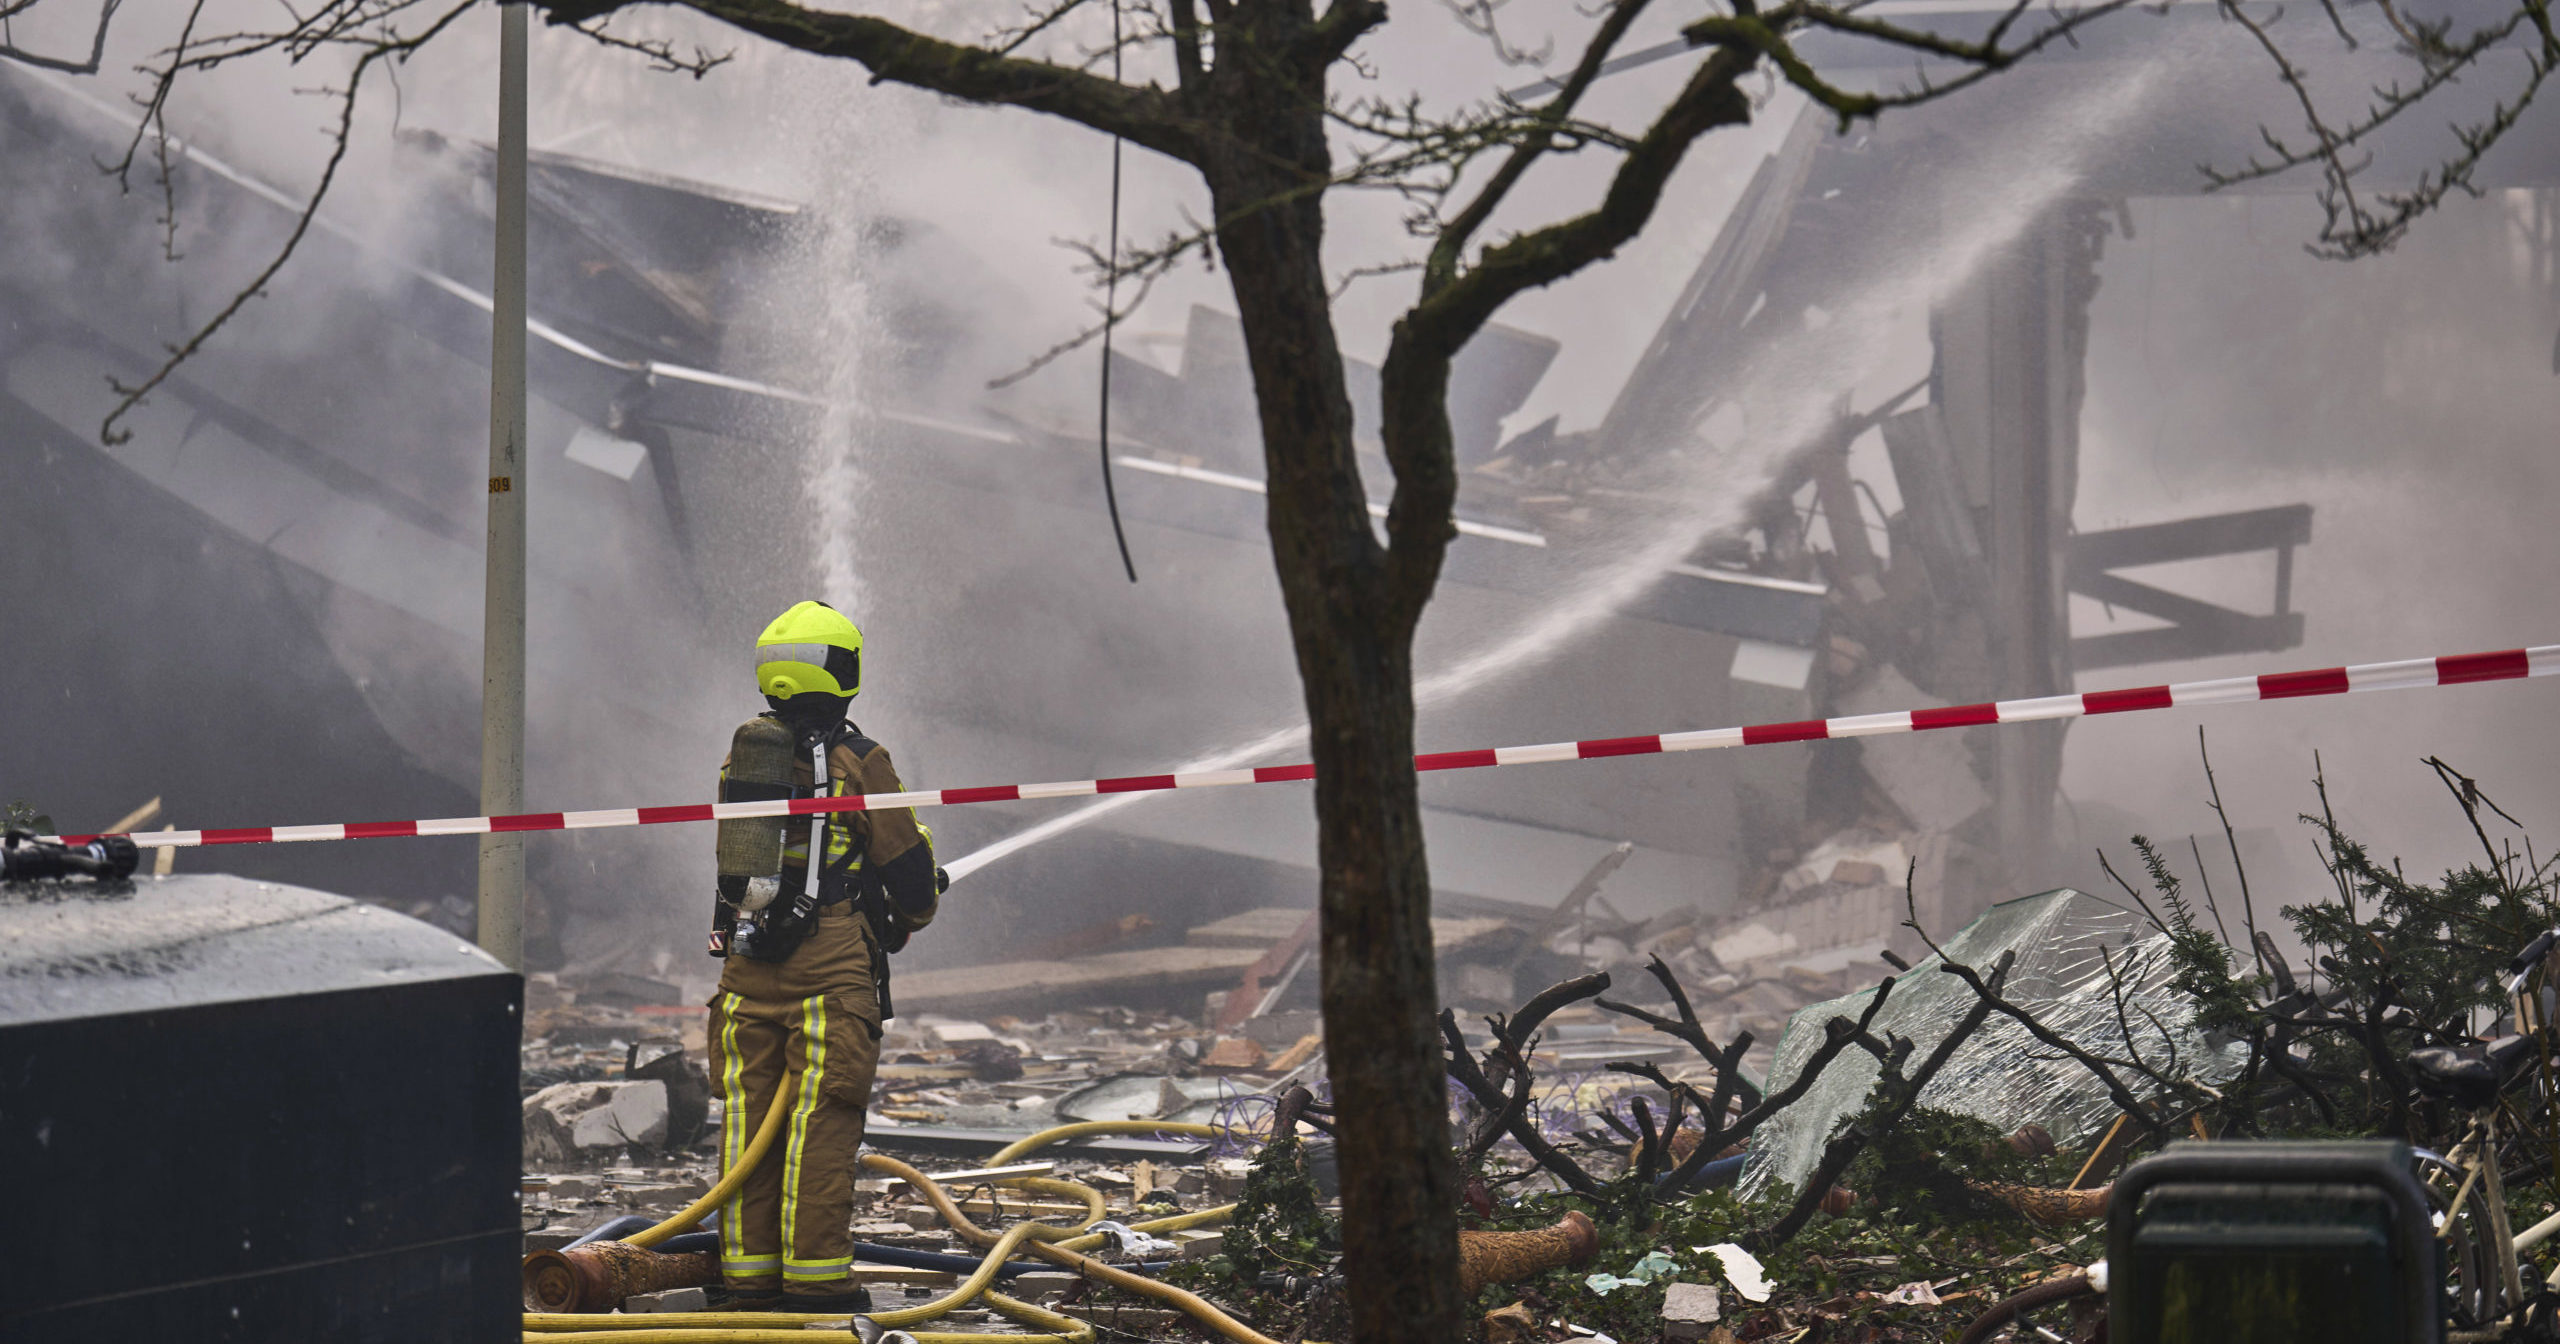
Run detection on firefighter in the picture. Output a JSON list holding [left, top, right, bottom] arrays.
[[705, 600, 940, 1313]]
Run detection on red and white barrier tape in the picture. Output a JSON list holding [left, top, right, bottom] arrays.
[[49, 644, 2559, 850]]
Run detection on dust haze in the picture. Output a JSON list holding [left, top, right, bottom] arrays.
[[4, 0, 2555, 985]]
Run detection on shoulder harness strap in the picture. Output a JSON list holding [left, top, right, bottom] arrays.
[[826, 722, 903, 1023]]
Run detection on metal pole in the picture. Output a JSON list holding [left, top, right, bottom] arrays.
[[477, 0, 529, 972]]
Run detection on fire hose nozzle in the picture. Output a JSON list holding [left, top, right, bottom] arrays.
[[1, 830, 140, 884]]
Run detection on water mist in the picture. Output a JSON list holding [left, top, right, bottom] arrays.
[[943, 53, 2177, 881]]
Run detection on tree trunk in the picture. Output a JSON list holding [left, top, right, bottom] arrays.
[[1201, 46, 1468, 1335]]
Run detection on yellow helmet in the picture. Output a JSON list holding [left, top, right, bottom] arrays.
[[755, 601, 862, 700]]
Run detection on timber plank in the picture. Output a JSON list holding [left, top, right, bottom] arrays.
[[1185, 906, 1514, 956], [895, 946, 1264, 1015]]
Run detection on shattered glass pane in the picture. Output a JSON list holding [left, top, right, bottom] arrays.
[[1741, 887, 2246, 1198]]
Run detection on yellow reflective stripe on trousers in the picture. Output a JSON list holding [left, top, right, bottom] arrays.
[[778, 992, 827, 1269], [716, 993, 754, 1276], [784, 1255, 852, 1280]]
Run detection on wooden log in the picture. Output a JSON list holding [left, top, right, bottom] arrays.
[[1968, 1179, 2113, 1223], [1456, 1210, 1599, 1296]]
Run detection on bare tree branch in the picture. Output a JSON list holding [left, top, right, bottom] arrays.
[[102, 0, 209, 264], [98, 0, 480, 443], [1748, 950, 2010, 1250], [2203, 0, 2556, 256], [1424, 0, 1657, 289], [0, 0, 121, 73], [1439, 973, 1615, 1195], [1309, 0, 1389, 63], [1654, 974, 1902, 1193], [561, 15, 733, 74], [1903, 869, 2196, 1142], [537, 0, 1209, 166], [987, 0, 1101, 57], [1690, 0, 2144, 121], [982, 233, 1189, 389], [1438, 0, 1553, 68]]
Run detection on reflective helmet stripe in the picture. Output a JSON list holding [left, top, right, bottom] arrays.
[[755, 642, 834, 668]]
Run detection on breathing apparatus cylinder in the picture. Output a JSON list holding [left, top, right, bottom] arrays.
[[712, 716, 797, 958], [768, 736, 835, 955]]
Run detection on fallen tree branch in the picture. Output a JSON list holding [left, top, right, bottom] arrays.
[[1655, 975, 1900, 1195], [1441, 972, 1613, 1195]]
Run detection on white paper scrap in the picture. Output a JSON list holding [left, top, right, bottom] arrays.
[[1698, 1242, 1772, 1303]]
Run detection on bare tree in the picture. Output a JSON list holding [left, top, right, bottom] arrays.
[[37, 0, 2472, 1331], [588, 5, 2139, 1332], [2201, 0, 2558, 258]]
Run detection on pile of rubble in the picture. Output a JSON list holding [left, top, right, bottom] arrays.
[[511, 873, 1931, 1334], [511, 887, 2156, 1341], [511, 908, 1896, 1327], [519, 976, 1291, 1328], [518, 966, 1296, 1281], [515, 901, 1879, 1195]]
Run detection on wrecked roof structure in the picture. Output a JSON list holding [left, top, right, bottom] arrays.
[[13, 1, 2560, 1336], [0, 64, 1743, 957], [9, 4, 2558, 985]]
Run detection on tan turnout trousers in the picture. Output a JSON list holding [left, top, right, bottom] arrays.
[[706, 728, 931, 1300], [705, 926, 882, 1293]]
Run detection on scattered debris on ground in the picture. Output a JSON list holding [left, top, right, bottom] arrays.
[[517, 758, 2560, 1341]]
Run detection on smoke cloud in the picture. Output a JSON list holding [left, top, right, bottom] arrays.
[[6, 0, 2553, 981]]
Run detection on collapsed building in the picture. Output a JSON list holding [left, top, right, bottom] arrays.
[[9, 5, 2559, 1007], [10, 7, 2560, 1340], [2, 62, 1759, 974]]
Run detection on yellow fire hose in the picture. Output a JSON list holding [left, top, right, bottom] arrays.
[[859, 1153, 1277, 1344], [521, 1288, 1088, 1343], [622, 1075, 803, 1250], [1024, 1240, 1281, 1344], [986, 1119, 1237, 1167], [525, 1114, 1268, 1343], [524, 1224, 1078, 1342], [523, 1190, 1239, 1343], [976, 1175, 1107, 1227]]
